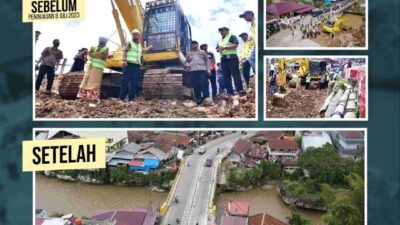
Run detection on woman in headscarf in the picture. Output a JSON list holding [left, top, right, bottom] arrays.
[[77, 37, 109, 100]]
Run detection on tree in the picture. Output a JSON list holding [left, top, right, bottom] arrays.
[[298, 144, 351, 187], [323, 174, 364, 225], [287, 213, 312, 225]]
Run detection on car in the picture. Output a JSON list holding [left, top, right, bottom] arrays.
[[205, 158, 212, 167], [198, 148, 206, 155]]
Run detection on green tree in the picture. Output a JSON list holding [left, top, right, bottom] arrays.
[[298, 144, 351, 187], [323, 174, 364, 225], [287, 213, 312, 225]]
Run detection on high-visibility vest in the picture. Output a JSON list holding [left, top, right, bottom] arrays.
[[219, 34, 238, 56], [250, 21, 256, 44], [90, 46, 108, 69], [126, 41, 142, 64], [241, 40, 254, 60]]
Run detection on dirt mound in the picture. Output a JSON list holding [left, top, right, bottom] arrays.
[[35, 77, 256, 119], [266, 87, 328, 119]]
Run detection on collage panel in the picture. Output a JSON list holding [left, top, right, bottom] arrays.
[[265, 0, 367, 49], [34, 128, 366, 225], [264, 56, 368, 120], [33, 0, 258, 121]]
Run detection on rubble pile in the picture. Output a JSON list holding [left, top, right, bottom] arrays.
[[35, 77, 256, 119], [266, 87, 328, 118]]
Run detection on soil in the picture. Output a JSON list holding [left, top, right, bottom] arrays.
[[314, 26, 365, 47], [266, 84, 328, 119], [35, 76, 256, 119]]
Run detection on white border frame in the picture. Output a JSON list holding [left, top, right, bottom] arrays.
[[31, 1, 260, 122], [263, 0, 369, 50], [32, 127, 368, 225], [263, 55, 369, 121]]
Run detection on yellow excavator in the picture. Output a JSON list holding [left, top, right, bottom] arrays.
[[59, 0, 192, 99], [322, 17, 349, 36], [277, 58, 327, 87]]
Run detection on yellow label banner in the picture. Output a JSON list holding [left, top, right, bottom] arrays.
[[22, 0, 86, 23], [22, 138, 106, 171]]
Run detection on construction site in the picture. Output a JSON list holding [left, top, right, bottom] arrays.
[[33, 0, 256, 119], [266, 0, 366, 48], [265, 57, 367, 119]]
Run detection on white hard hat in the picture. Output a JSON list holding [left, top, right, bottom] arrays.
[[131, 29, 141, 35]]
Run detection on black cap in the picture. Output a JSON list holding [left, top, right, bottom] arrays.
[[191, 40, 199, 45], [239, 32, 248, 37], [239, 10, 254, 18], [218, 27, 229, 32]]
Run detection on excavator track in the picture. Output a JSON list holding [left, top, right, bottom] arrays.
[[142, 67, 192, 100], [58, 72, 84, 99]]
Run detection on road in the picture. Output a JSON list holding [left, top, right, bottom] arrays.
[[161, 132, 254, 225]]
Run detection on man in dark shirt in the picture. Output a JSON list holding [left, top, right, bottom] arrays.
[[200, 44, 217, 98], [70, 48, 88, 72], [35, 39, 63, 93], [216, 27, 245, 96]]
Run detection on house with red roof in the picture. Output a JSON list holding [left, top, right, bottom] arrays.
[[92, 208, 158, 225], [220, 215, 248, 225], [245, 148, 268, 167], [227, 139, 253, 166], [224, 200, 251, 217], [250, 131, 287, 144], [127, 131, 155, 144], [248, 213, 287, 225], [267, 139, 301, 172], [267, 2, 315, 18]]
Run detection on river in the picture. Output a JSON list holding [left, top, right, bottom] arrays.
[[36, 175, 325, 224], [215, 186, 326, 225], [35, 174, 167, 217], [342, 13, 364, 28]]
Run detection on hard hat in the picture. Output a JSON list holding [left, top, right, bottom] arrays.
[[131, 29, 141, 35]]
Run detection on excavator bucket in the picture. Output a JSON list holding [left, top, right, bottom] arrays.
[[142, 67, 192, 100]]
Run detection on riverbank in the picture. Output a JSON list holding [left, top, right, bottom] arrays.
[[35, 174, 167, 217], [215, 186, 326, 225]]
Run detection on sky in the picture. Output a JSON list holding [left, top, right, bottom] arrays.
[[33, 0, 257, 67]]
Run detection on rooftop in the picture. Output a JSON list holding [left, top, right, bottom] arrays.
[[338, 131, 365, 139], [268, 140, 299, 152], [220, 215, 248, 225], [248, 213, 287, 225], [225, 200, 250, 217], [302, 131, 332, 151], [234, 139, 252, 155], [267, 2, 312, 16]]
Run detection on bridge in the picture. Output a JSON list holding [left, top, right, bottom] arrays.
[[331, 0, 357, 17], [160, 132, 255, 225]]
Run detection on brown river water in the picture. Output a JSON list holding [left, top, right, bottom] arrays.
[[35, 174, 167, 217], [36, 175, 325, 224], [342, 13, 364, 28]]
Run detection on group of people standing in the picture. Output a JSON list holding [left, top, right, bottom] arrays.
[[184, 10, 257, 105], [35, 10, 256, 106]]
